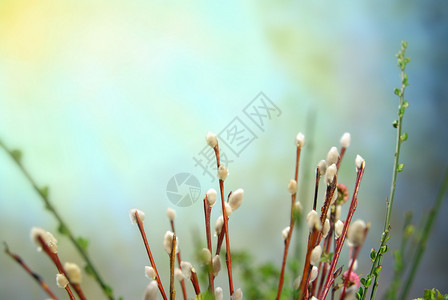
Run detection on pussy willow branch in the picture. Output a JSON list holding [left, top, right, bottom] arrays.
[[213, 142, 234, 296], [276, 146, 301, 300], [0, 140, 115, 300], [3, 242, 59, 300], [169, 220, 187, 300], [320, 163, 365, 300], [135, 212, 167, 300]]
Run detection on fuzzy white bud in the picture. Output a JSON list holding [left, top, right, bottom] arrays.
[[322, 219, 330, 238], [311, 297, 319, 300], [310, 245, 322, 265], [64, 262, 82, 284], [231, 288, 243, 300], [350, 259, 359, 271], [214, 216, 224, 236], [143, 281, 158, 300], [206, 131, 218, 148], [129, 208, 145, 224], [306, 210, 322, 231], [206, 188, 217, 207], [326, 147, 339, 166], [213, 255, 221, 276], [56, 273, 69, 288], [199, 248, 212, 265], [282, 226, 290, 240], [296, 132, 305, 148], [30, 227, 58, 253], [310, 266, 319, 282], [340, 132, 351, 148], [145, 266, 156, 280], [293, 276, 301, 289], [215, 287, 223, 300], [335, 220, 344, 239], [294, 201, 303, 214], [217, 165, 228, 181], [174, 268, 184, 281], [348, 219, 366, 247], [325, 164, 337, 185], [288, 179, 297, 194], [166, 208, 176, 221], [318, 160, 327, 176], [180, 261, 193, 280], [225, 203, 233, 217], [229, 189, 244, 211], [163, 231, 179, 254], [355, 155, 365, 170], [335, 205, 341, 221]]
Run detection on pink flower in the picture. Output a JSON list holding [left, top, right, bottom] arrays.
[[343, 270, 360, 288]]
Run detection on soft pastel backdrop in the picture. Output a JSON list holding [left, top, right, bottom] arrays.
[[1, 1, 447, 299]]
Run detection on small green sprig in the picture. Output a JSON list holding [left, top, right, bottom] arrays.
[[359, 40, 410, 300], [0, 140, 117, 300]]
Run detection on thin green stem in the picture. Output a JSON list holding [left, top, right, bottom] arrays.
[[367, 41, 410, 300], [399, 168, 448, 300], [0, 140, 115, 300]]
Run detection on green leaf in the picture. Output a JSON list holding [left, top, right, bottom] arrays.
[[58, 224, 69, 235], [11, 149, 22, 163], [360, 278, 366, 286], [380, 245, 389, 254], [392, 120, 399, 128], [373, 265, 383, 277], [400, 132, 408, 142], [403, 100, 409, 108], [40, 186, 49, 198], [397, 163, 404, 172], [84, 264, 94, 276], [394, 88, 401, 96], [77, 237, 89, 252], [370, 248, 377, 261]]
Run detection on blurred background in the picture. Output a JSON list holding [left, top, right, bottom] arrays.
[[1, 1, 447, 299]]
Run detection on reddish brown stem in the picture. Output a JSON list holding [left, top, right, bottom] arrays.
[[336, 147, 346, 170], [320, 163, 365, 300], [4, 242, 59, 300], [170, 221, 187, 300], [276, 146, 301, 300], [135, 212, 167, 300], [213, 143, 234, 295], [37, 235, 85, 300], [190, 270, 201, 295]]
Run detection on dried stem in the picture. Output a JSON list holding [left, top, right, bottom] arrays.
[[213, 143, 234, 295], [0, 140, 115, 300], [170, 220, 187, 300], [3, 242, 59, 300], [170, 234, 177, 300], [320, 163, 365, 300], [276, 146, 302, 300], [135, 211, 167, 300]]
